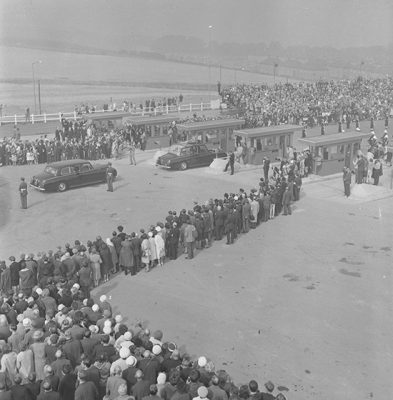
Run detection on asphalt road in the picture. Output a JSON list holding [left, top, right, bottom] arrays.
[[0, 126, 392, 400]]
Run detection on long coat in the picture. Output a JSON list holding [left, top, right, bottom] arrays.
[[148, 237, 157, 261], [97, 242, 113, 275], [141, 239, 151, 265], [119, 240, 134, 267]]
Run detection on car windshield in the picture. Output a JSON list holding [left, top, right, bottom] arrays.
[[169, 145, 185, 156], [44, 166, 57, 175]]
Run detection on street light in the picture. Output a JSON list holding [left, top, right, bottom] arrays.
[[32, 60, 42, 114], [273, 63, 278, 84], [208, 25, 213, 100]]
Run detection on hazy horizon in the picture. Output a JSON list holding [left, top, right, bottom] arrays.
[[1, 0, 392, 50]]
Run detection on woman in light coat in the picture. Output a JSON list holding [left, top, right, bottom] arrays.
[[89, 248, 102, 287], [140, 233, 151, 272], [154, 228, 165, 267]]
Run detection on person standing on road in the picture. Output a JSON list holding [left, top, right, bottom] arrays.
[[19, 177, 28, 209], [106, 162, 115, 192], [183, 218, 197, 259], [129, 141, 136, 166], [343, 167, 352, 198], [224, 152, 235, 175], [282, 187, 292, 215]]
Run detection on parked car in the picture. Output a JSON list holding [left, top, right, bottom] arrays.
[[156, 142, 227, 170], [30, 159, 117, 192]]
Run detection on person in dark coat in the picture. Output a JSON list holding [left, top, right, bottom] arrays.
[[223, 152, 235, 175], [167, 223, 180, 260], [58, 364, 77, 400], [224, 208, 236, 245], [131, 370, 150, 400], [37, 379, 60, 400], [95, 237, 112, 283], [9, 256, 20, 292], [19, 177, 28, 209], [10, 374, 31, 400], [74, 370, 98, 400]]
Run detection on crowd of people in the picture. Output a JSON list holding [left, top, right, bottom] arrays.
[[73, 95, 185, 116], [0, 113, 236, 167], [220, 77, 393, 128], [0, 163, 304, 399]]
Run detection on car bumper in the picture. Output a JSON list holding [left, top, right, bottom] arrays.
[[155, 163, 172, 169], [29, 183, 46, 191]]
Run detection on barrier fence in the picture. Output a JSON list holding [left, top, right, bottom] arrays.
[[0, 102, 218, 126]]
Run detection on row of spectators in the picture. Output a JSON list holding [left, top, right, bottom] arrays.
[[0, 114, 231, 167], [220, 77, 392, 128], [74, 95, 185, 116], [0, 170, 298, 399]]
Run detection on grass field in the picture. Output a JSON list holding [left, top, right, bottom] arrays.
[[0, 45, 293, 115]]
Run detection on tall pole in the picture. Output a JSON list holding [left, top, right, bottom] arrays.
[[38, 80, 42, 115], [32, 62, 37, 114], [32, 60, 42, 114], [208, 25, 213, 100]]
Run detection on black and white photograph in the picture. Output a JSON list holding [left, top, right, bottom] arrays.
[[0, 1, 392, 399]]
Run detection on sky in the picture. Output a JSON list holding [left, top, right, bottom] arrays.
[[0, 0, 392, 49]]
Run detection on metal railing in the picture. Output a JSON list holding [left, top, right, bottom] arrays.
[[0, 102, 215, 126]]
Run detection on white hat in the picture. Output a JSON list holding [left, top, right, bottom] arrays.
[[58, 304, 65, 311], [92, 304, 99, 312], [126, 356, 137, 366], [72, 283, 80, 290], [152, 345, 162, 355], [104, 320, 112, 327], [119, 347, 130, 359], [22, 318, 31, 327], [89, 325, 99, 333], [35, 288, 43, 295], [198, 356, 207, 367], [148, 232, 153, 237], [115, 315, 123, 323], [155, 226, 161, 232], [100, 295, 107, 302], [103, 326, 111, 334], [123, 331, 132, 340]]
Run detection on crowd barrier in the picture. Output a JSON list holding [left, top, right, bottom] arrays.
[[0, 102, 216, 126]]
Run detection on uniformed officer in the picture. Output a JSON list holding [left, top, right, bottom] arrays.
[[19, 177, 28, 209], [224, 151, 235, 175], [106, 162, 115, 192]]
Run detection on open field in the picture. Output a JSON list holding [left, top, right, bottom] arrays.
[[0, 45, 294, 115]]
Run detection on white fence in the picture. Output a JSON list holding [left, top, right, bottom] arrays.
[[0, 102, 217, 126]]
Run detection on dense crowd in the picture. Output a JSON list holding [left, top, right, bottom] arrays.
[[0, 114, 232, 167], [0, 163, 303, 399], [220, 77, 393, 128], [73, 95, 185, 116]]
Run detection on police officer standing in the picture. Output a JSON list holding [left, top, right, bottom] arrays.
[[19, 177, 28, 209], [224, 151, 235, 175], [106, 162, 115, 192]]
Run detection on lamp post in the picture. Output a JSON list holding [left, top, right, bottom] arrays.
[[208, 25, 213, 100], [273, 63, 278, 84], [32, 60, 42, 114]]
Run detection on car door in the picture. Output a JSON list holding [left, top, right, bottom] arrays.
[[59, 166, 77, 188], [197, 145, 214, 166], [79, 162, 98, 185]]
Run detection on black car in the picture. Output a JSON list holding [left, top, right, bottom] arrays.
[[156, 142, 227, 170], [30, 159, 117, 192]]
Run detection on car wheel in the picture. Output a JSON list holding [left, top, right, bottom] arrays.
[[179, 161, 188, 170], [57, 182, 67, 192]]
